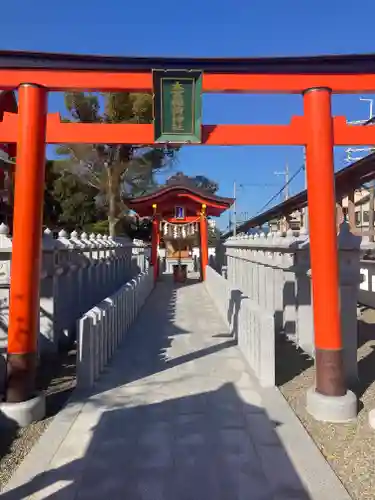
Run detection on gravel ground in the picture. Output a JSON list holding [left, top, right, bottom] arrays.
[[279, 308, 375, 500], [0, 348, 76, 490]]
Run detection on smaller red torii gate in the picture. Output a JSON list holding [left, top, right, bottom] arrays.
[[126, 183, 233, 282]]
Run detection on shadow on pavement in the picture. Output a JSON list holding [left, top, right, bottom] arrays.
[[2, 276, 312, 499], [2, 382, 311, 500], [94, 276, 231, 389]]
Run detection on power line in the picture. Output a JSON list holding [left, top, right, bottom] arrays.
[[231, 181, 279, 236], [255, 164, 305, 215]]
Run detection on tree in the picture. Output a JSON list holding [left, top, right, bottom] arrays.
[[52, 166, 101, 231], [165, 172, 219, 194], [43, 160, 62, 228], [0, 158, 103, 233], [57, 92, 178, 236], [1, 160, 64, 232], [206, 221, 220, 245], [191, 175, 219, 194]]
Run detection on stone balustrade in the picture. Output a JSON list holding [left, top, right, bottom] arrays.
[[77, 267, 154, 389], [212, 222, 364, 386], [205, 265, 275, 387], [0, 223, 150, 355]]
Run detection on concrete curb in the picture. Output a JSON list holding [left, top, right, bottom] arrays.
[[2, 386, 90, 495], [232, 336, 351, 500], [261, 386, 352, 500]]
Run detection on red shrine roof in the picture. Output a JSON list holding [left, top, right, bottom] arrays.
[[125, 184, 233, 218]]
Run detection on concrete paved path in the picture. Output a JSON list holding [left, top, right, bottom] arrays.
[[3, 278, 351, 500]]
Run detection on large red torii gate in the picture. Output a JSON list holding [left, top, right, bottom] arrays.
[[1, 50, 374, 417]]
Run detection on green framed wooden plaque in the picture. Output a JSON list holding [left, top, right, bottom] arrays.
[[153, 69, 203, 144]]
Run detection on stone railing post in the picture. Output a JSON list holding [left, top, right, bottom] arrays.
[[39, 228, 58, 353], [95, 234, 108, 296], [271, 232, 284, 333], [262, 234, 275, 316], [281, 230, 298, 341], [253, 235, 262, 305], [225, 243, 238, 288], [80, 232, 94, 312], [294, 229, 314, 355], [226, 249, 233, 286], [89, 233, 101, 303], [98, 234, 110, 297], [103, 234, 115, 292], [69, 231, 84, 324], [101, 233, 113, 295], [337, 222, 362, 386], [118, 239, 128, 283], [110, 236, 120, 292], [136, 241, 147, 273], [106, 235, 118, 288], [0, 223, 12, 384], [55, 229, 75, 346], [70, 230, 88, 318], [111, 237, 127, 283], [257, 235, 265, 307], [131, 239, 141, 275]]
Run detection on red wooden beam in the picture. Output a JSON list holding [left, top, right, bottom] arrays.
[[333, 116, 375, 145], [0, 113, 307, 146], [2, 69, 375, 93], [2, 112, 375, 147]]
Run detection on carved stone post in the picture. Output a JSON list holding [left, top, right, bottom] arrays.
[[39, 228, 58, 353], [0, 223, 12, 392]]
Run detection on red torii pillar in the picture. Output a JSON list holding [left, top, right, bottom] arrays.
[[304, 87, 356, 420], [7, 84, 47, 402]]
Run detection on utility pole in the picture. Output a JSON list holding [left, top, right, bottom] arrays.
[[233, 181, 237, 237], [285, 162, 289, 200], [274, 162, 290, 201], [274, 162, 290, 232]]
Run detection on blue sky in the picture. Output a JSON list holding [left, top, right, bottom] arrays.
[[1, 0, 375, 229]]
